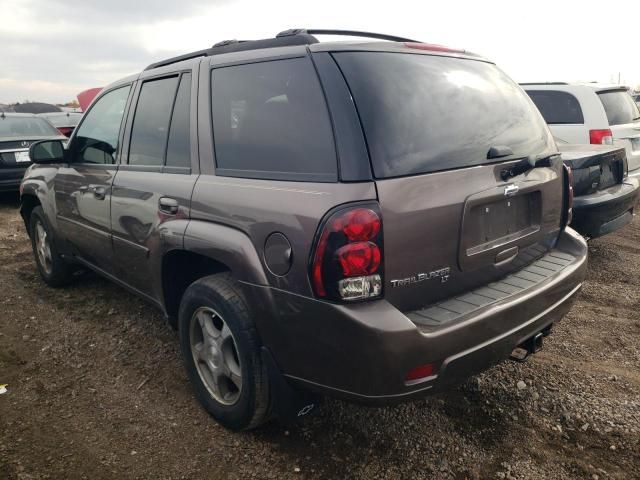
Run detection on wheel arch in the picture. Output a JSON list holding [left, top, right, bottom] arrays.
[[20, 175, 58, 238], [20, 193, 41, 236], [161, 220, 269, 328], [161, 250, 231, 328]]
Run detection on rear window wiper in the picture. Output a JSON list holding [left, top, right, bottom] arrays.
[[500, 153, 560, 181]]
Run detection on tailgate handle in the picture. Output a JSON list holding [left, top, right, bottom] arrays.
[[504, 184, 519, 197], [495, 246, 519, 265]]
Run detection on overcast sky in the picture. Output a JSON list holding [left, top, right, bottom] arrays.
[[1, 0, 639, 104]]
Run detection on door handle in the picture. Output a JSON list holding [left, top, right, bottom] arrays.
[[92, 186, 107, 200], [159, 197, 179, 215]]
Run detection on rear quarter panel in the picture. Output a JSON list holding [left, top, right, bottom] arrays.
[[189, 176, 377, 295]]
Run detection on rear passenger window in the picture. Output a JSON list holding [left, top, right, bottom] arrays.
[[526, 90, 584, 124], [166, 73, 192, 168], [211, 58, 337, 182], [129, 76, 179, 166]]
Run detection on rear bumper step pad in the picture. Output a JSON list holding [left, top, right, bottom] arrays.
[[407, 251, 575, 328]]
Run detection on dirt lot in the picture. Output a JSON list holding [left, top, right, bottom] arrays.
[[0, 191, 638, 480]]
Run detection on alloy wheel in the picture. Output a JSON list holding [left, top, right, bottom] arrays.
[[189, 306, 243, 405], [34, 220, 52, 275]]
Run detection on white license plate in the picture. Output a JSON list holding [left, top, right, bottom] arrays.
[[14, 151, 30, 163]]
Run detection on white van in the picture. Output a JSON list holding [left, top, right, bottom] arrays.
[[522, 83, 640, 177]]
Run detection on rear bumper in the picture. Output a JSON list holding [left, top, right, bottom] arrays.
[[571, 177, 639, 238], [244, 229, 588, 404], [626, 167, 640, 181], [0, 167, 27, 192]]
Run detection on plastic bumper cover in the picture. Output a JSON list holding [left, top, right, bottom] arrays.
[[242, 228, 588, 404]]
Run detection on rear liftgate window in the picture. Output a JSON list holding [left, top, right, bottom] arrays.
[[333, 52, 553, 179], [598, 90, 640, 126], [211, 57, 337, 182]]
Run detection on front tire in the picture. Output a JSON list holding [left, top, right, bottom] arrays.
[[29, 206, 74, 287], [178, 273, 271, 431]]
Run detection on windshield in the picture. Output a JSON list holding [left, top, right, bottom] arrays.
[[598, 90, 640, 125], [333, 52, 554, 178], [0, 116, 60, 138]]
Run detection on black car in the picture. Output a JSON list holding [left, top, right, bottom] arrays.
[[559, 144, 639, 238], [0, 112, 66, 192]]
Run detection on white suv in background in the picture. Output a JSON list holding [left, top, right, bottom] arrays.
[[522, 83, 640, 178]]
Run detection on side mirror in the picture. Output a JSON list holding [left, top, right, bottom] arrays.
[[29, 140, 65, 164]]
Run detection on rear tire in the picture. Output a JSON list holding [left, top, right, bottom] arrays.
[[29, 206, 74, 287], [178, 273, 271, 431]]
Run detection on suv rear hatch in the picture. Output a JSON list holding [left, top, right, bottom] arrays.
[[558, 144, 626, 195], [333, 50, 564, 312], [597, 88, 640, 174]]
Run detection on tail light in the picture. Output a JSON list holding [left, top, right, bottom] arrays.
[[57, 127, 74, 137], [562, 164, 573, 228], [310, 204, 383, 301], [589, 129, 613, 145]]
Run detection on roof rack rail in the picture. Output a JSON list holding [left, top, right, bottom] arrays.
[[144, 28, 420, 71], [144, 33, 318, 71], [145, 47, 215, 71], [519, 82, 569, 85], [277, 28, 420, 43]]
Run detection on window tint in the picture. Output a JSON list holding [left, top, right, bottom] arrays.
[[0, 116, 60, 138], [333, 53, 554, 179], [598, 90, 640, 126], [165, 73, 191, 168], [129, 76, 179, 166], [211, 58, 337, 181], [70, 86, 130, 164], [526, 90, 584, 124]]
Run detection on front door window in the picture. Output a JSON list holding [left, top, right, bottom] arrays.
[[70, 86, 131, 164]]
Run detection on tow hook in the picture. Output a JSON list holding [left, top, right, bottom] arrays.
[[510, 332, 544, 362]]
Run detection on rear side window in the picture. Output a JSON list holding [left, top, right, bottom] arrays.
[[598, 90, 640, 126], [333, 52, 554, 179], [129, 76, 179, 166], [211, 57, 337, 182], [166, 73, 192, 168], [526, 90, 584, 124]]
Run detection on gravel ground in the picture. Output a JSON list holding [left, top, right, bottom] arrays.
[[0, 191, 638, 480]]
